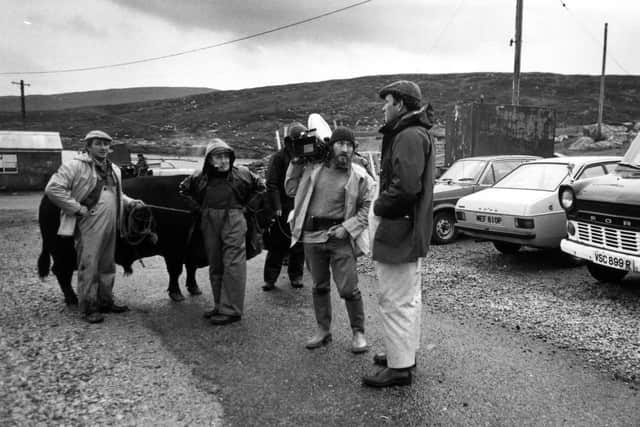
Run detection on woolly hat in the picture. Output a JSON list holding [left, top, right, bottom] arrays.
[[83, 130, 112, 144], [287, 122, 307, 139], [378, 80, 422, 105], [329, 126, 356, 146]]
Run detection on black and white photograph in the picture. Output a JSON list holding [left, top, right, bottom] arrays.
[[1, 0, 639, 425]]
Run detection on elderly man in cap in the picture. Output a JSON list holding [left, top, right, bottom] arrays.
[[45, 130, 143, 324], [362, 80, 435, 388], [285, 126, 374, 353], [179, 138, 265, 325], [261, 123, 307, 291]]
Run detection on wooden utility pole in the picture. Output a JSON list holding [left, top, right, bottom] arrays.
[[512, 0, 523, 106], [11, 79, 30, 123], [275, 129, 282, 151], [597, 22, 608, 140]]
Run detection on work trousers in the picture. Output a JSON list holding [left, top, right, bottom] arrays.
[[75, 187, 118, 314], [201, 208, 247, 317], [304, 237, 364, 333], [264, 216, 304, 283], [264, 245, 305, 283], [374, 259, 422, 369]]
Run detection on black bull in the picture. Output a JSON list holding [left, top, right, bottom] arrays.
[[38, 174, 209, 305]]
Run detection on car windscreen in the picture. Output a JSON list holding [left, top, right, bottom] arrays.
[[620, 133, 640, 168], [493, 163, 569, 191], [438, 159, 487, 183]]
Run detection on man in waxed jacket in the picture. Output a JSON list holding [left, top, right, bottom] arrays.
[[362, 80, 435, 388], [179, 139, 265, 325]]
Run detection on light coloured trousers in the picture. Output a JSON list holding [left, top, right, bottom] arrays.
[[374, 259, 422, 369], [201, 208, 247, 317], [75, 188, 118, 314]]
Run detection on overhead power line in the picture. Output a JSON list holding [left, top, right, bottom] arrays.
[[555, 0, 631, 74], [427, 0, 467, 53], [0, 0, 373, 75]]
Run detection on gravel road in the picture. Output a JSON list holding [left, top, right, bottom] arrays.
[[0, 210, 222, 426], [376, 238, 640, 385], [1, 199, 639, 425]]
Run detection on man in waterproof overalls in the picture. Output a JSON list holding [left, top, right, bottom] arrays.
[[45, 130, 142, 324], [179, 139, 265, 325]]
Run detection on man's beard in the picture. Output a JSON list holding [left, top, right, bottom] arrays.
[[334, 154, 351, 169]]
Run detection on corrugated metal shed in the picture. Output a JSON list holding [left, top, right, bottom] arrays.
[[0, 130, 63, 151], [445, 103, 555, 166]]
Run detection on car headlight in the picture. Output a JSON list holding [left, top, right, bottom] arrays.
[[515, 217, 534, 229], [559, 187, 575, 211]]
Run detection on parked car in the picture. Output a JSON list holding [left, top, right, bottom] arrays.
[[454, 156, 621, 254], [559, 134, 640, 283], [432, 155, 540, 244], [148, 160, 196, 176], [109, 143, 138, 179]]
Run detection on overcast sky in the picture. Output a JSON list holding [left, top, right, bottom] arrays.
[[1, 0, 638, 96]]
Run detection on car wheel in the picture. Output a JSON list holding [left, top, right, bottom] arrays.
[[432, 211, 458, 245], [493, 241, 521, 254], [586, 262, 628, 283]]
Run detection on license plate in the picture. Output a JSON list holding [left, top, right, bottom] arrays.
[[592, 251, 635, 271], [476, 214, 502, 225]]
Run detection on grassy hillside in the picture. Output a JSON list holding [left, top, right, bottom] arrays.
[[0, 72, 639, 158], [0, 87, 216, 112]]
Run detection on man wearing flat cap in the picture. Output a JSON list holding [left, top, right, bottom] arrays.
[[45, 130, 143, 323], [362, 80, 435, 387]]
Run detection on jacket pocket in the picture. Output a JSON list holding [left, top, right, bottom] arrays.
[[372, 217, 414, 263], [374, 217, 412, 245]]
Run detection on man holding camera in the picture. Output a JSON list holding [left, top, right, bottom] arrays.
[[362, 80, 435, 388], [262, 123, 306, 291], [285, 126, 374, 353]]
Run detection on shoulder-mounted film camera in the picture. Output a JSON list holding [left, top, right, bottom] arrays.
[[289, 113, 333, 162]]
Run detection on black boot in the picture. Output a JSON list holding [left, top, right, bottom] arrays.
[[373, 353, 416, 369], [362, 367, 412, 388], [209, 314, 241, 325]]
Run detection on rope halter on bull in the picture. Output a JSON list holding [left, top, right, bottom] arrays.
[[124, 203, 158, 246]]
